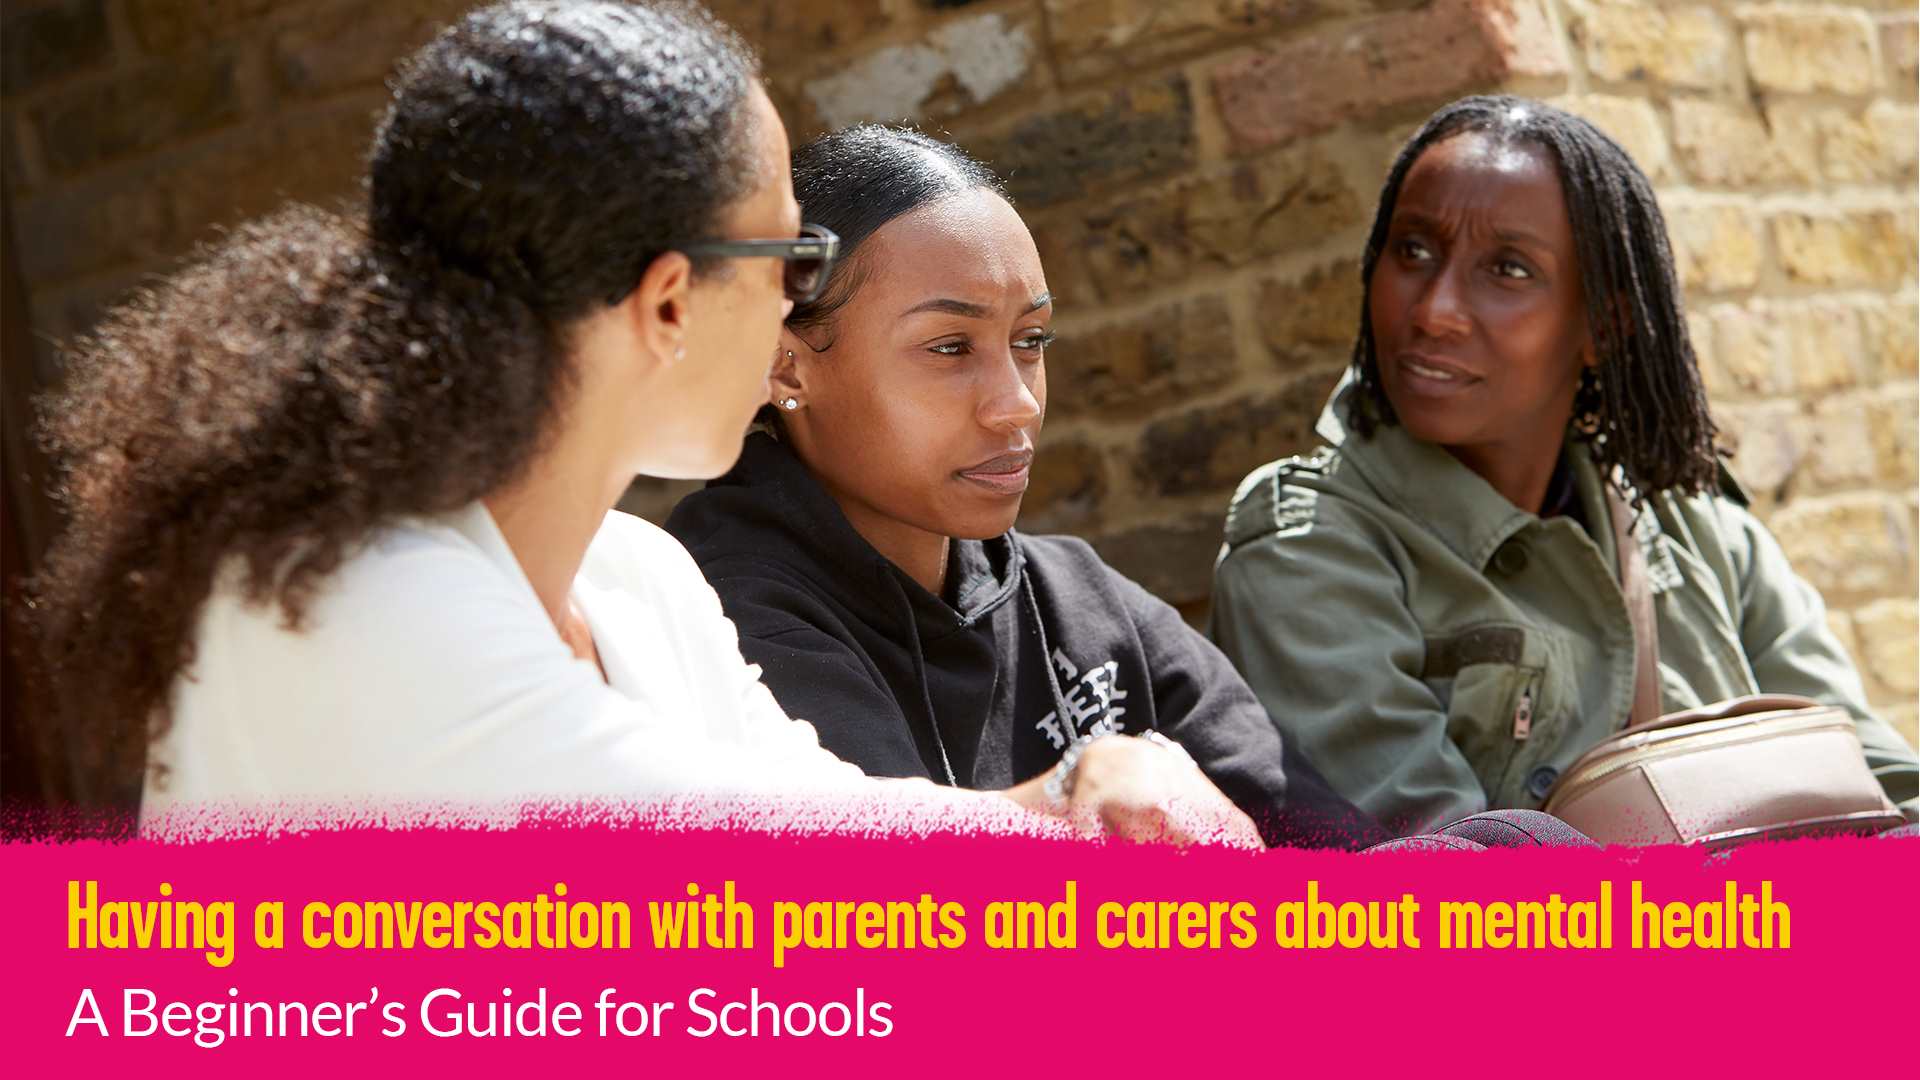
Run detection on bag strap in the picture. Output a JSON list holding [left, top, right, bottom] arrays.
[[1606, 485, 1663, 729]]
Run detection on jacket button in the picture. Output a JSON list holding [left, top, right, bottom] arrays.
[[1526, 765, 1560, 800], [1493, 540, 1529, 575]]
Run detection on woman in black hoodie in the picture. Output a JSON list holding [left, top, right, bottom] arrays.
[[666, 126, 1388, 849]]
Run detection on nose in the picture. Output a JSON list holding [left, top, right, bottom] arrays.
[[978, 347, 1043, 434], [1408, 263, 1471, 341]]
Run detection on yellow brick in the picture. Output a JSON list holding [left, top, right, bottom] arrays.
[[1770, 494, 1913, 602], [1667, 201, 1764, 293], [1578, 2, 1735, 91], [1882, 13, 1919, 86], [1783, 301, 1866, 394], [1718, 401, 1806, 495], [1819, 102, 1920, 183], [1549, 93, 1672, 179], [1709, 303, 1788, 397], [1738, 5, 1882, 96], [1670, 99, 1815, 187], [1805, 397, 1878, 489], [1690, 309, 1731, 400], [1862, 299, 1919, 379], [1853, 599, 1919, 697], [1772, 209, 1916, 287], [1868, 388, 1919, 488]]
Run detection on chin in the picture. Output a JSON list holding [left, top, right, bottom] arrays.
[[951, 505, 1023, 541], [1383, 391, 1478, 450], [634, 439, 744, 483]]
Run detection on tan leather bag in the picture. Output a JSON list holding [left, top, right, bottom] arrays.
[[1541, 491, 1902, 848]]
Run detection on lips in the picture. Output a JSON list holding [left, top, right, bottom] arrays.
[[1394, 351, 1480, 394], [958, 448, 1033, 496]]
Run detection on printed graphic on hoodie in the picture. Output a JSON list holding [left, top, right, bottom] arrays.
[[1034, 648, 1130, 749]]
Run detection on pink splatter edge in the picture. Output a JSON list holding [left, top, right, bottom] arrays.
[[1, 798, 1913, 1076]]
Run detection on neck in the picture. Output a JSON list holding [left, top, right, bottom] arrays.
[[831, 493, 951, 596], [483, 440, 627, 632], [1447, 434, 1566, 516]]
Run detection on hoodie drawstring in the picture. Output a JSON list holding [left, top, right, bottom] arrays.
[[1020, 570, 1078, 737], [895, 575, 959, 786], [1020, 548, 1160, 740]]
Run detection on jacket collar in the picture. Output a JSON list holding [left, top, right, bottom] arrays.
[[1315, 374, 1609, 572]]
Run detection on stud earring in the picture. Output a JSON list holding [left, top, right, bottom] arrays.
[[674, 345, 686, 361], [785, 350, 794, 359], [779, 397, 800, 411]]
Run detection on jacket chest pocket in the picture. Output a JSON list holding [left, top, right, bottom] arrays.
[[1424, 624, 1548, 801]]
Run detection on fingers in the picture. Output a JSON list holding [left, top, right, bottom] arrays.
[[1065, 734, 1257, 848]]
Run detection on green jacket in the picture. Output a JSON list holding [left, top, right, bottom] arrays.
[[1209, 381, 1919, 836]]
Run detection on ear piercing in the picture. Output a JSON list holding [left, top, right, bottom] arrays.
[[777, 351, 799, 410], [674, 345, 686, 361]]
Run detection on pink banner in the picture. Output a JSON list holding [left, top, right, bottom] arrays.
[[2, 815, 1911, 1074]]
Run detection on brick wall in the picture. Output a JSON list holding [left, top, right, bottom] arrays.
[[2, 0, 1914, 742]]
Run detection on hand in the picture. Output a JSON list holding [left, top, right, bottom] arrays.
[[1005, 734, 1262, 849]]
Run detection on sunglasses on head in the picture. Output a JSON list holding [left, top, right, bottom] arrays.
[[608, 225, 841, 307]]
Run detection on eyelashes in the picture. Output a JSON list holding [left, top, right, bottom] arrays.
[[929, 330, 1057, 357]]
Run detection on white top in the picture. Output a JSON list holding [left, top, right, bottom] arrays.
[[143, 503, 870, 815]]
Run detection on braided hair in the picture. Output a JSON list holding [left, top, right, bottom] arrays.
[[1346, 95, 1721, 499]]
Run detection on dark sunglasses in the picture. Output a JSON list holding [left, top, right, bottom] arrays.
[[686, 223, 840, 305]]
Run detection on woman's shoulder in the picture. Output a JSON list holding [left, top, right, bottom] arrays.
[[1222, 445, 1395, 555], [1648, 464, 1775, 577], [580, 509, 710, 597], [192, 506, 551, 672]]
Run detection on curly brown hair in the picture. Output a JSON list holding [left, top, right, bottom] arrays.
[[27, 0, 763, 804]]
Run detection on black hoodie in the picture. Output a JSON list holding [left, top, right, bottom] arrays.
[[665, 432, 1387, 849]]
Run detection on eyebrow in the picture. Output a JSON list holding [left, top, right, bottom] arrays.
[[901, 292, 1054, 319], [1395, 209, 1555, 250]]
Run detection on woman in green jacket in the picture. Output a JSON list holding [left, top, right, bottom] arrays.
[[1209, 95, 1918, 836]]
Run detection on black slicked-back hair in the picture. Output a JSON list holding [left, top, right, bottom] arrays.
[[786, 125, 1008, 345], [1346, 94, 1721, 499]]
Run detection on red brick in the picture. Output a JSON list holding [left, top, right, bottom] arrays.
[[1210, 0, 1566, 154], [1133, 367, 1344, 497], [1087, 517, 1227, 608], [968, 75, 1195, 208], [1045, 295, 1239, 419], [704, 0, 892, 67], [126, 0, 283, 55], [1020, 434, 1109, 531], [273, 0, 470, 99], [1, 0, 111, 95], [1078, 148, 1360, 302], [30, 52, 242, 174]]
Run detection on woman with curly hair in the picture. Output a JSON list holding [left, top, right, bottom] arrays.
[[1210, 96, 1918, 836], [30, 0, 1256, 845]]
